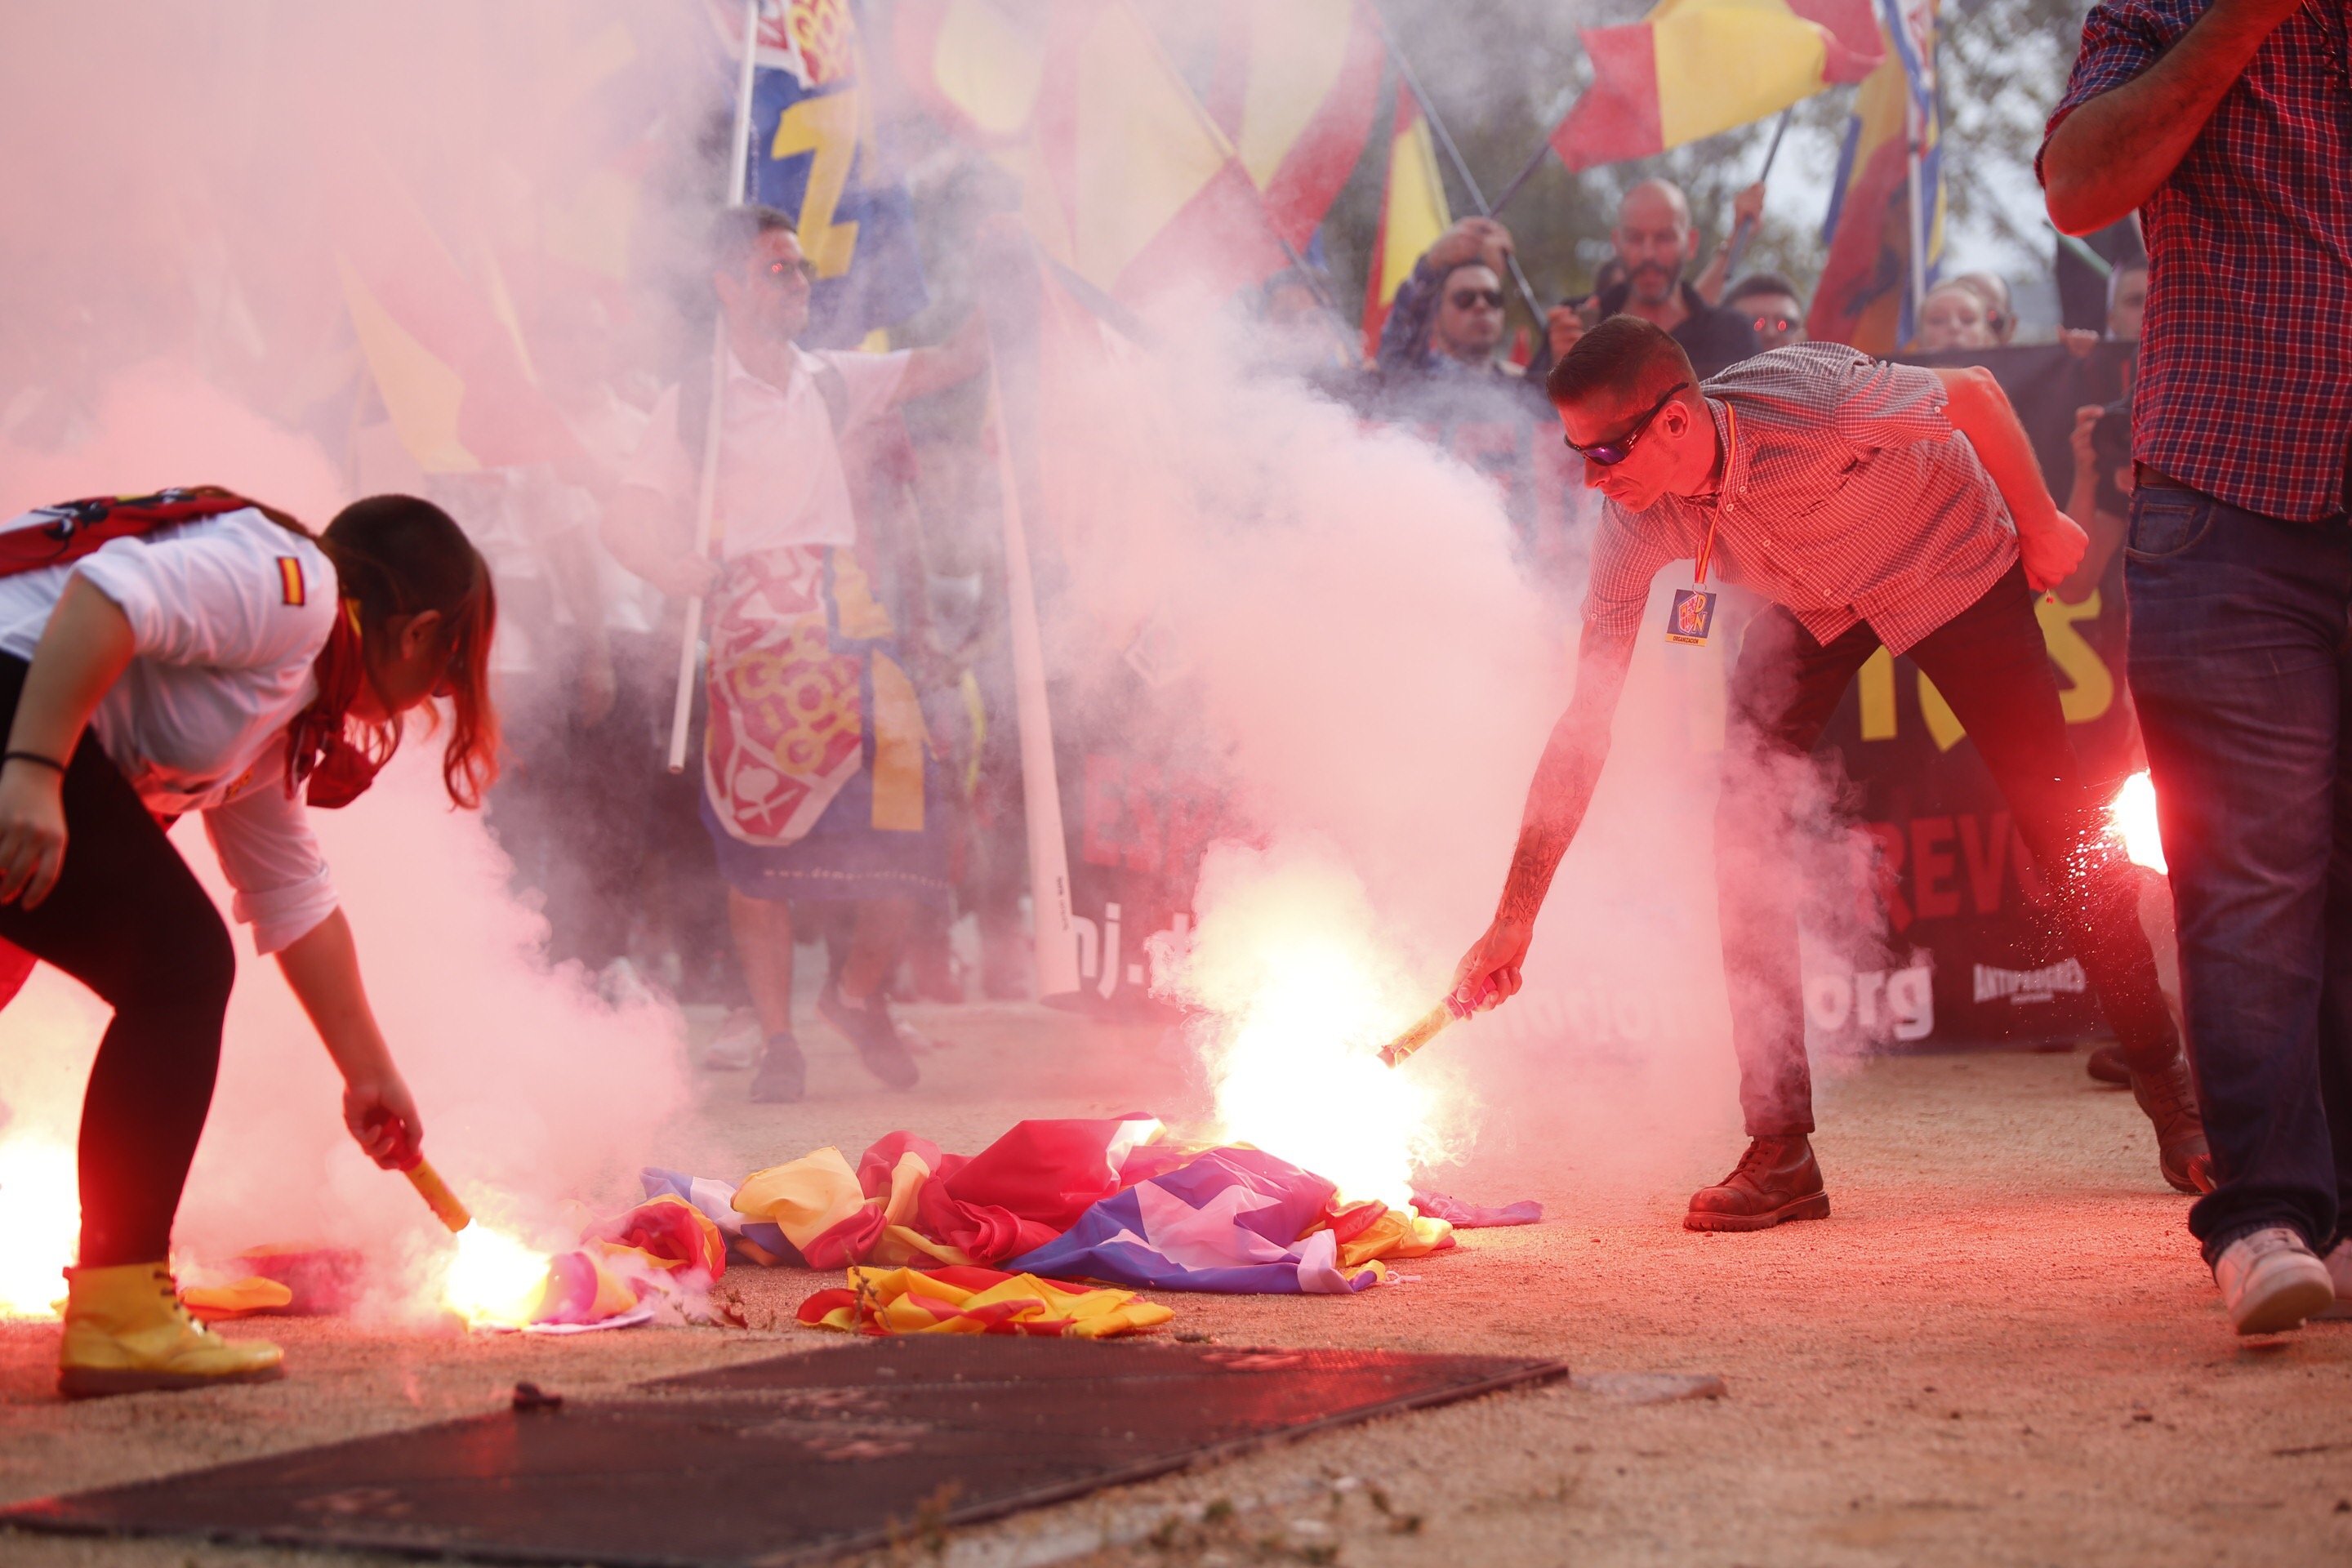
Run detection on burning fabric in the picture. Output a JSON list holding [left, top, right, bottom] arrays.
[[640, 1115, 1536, 1328], [797, 1265, 1173, 1339], [437, 1194, 729, 1333], [728, 1116, 1166, 1268], [1009, 1147, 1408, 1294]]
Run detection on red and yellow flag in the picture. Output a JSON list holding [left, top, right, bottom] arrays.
[[1361, 91, 1451, 361], [1806, 0, 1944, 353], [893, 0, 1287, 305], [1550, 0, 1882, 170], [1203, 0, 1383, 251]]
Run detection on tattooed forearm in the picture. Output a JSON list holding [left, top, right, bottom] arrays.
[[1491, 627, 1633, 929]]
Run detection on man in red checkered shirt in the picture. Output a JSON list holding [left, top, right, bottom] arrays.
[[2042, 0, 2352, 1337], [1450, 317, 2210, 1234]]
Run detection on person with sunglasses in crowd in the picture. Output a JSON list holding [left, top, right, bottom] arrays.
[[0, 487, 497, 1395], [1449, 317, 2211, 1232], [1724, 273, 1809, 352]]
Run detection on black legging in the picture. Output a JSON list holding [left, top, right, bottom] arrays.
[[0, 656, 235, 1267]]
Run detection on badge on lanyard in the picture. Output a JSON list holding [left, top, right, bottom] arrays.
[[1664, 584, 1717, 645], [1663, 406, 1733, 648]]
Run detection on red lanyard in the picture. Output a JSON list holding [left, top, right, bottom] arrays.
[[1693, 404, 1737, 585]]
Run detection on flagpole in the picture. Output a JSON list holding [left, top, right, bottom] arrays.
[[1722, 106, 1794, 278], [666, 0, 764, 774], [1487, 140, 1549, 222], [1365, 2, 1546, 323], [982, 356, 1081, 1000], [1903, 91, 1927, 345]]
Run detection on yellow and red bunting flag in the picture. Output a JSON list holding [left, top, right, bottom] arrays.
[[1549, 0, 1882, 171], [1806, 0, 1944, 354], [1361, 90, 1452, 361], [892, 0, 1286, 305], [332, 142, 586, 475], [1201, 0, 1383, 251]]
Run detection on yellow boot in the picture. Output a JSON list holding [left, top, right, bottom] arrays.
[[58, 1262, 284, 1399]]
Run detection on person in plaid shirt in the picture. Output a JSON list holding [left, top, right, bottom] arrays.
[[1450, 316, 2210, 1233], [2042, 0, 2352, 1336]]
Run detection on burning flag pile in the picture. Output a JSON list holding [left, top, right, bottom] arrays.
[[649, 1112, 1537, 1337]]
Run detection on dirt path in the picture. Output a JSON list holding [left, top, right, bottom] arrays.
[[2, 1005, 2347, 1568]]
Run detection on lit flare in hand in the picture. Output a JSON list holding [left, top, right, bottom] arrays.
[[2109, 771, 2166, 874]]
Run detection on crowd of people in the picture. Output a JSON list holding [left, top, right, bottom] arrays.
[[433, 167, 2163, 1121], [0, 0, 2341, 1403]]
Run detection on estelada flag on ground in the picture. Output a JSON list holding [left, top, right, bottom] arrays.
[[1549, 0, 1882, 169], [736, 0, 932, 347], [1361, 87, 1452, 362], [1806, 0, 1945, 354], [895, 0, 1365, 305]]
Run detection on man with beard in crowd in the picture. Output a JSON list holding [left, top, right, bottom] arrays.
[[1589, 180, 1761, 379]]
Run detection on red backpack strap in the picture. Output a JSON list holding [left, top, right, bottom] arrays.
[[0, 486, 262, 579]]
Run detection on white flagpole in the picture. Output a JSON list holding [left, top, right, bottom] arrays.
[[1903, 93, 1927, 339], [985, 363, 1081, 1000], [666, 0, 764, 773]]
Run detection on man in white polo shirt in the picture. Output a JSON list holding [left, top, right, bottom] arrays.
[[605, 205, 985, 1103]]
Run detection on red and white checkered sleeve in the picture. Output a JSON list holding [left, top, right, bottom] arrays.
[[1579, 500, 1671, 643], [1829, 354, 1951, 452]]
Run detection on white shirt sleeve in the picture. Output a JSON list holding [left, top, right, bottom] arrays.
[[74, 513, 332, 670], [820, 350, 912, 430], [620, 384, 693, 502], [202, 755, 338, 955]]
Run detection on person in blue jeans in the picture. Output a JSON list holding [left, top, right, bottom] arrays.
[[2042, 0, 2352, 1333]]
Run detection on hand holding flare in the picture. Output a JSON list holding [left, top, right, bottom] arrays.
[[403, 1158, 473, 1233], [1377, 982, 1493, 1068]]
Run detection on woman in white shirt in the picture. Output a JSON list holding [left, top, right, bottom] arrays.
[[0, 487, 497, 1397]]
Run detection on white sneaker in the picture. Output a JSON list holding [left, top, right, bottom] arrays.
[[2318, 1238, 2352, 1321], [2212, 1227, 2335, 1335], [702, 1008, 762, 1071], [597, 957, 659, 1011]]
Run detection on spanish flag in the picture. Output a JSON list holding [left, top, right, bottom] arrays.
[[892, 0, 1286, 305], [1550, 0, 1882, 170], [1806, 0, 1944, 354], [1202, 0, 1383, 252], [1361, 91, 1451, 362]]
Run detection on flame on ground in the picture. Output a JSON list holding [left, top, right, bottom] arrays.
[[0, 1135, 76, 1318], [437, 1222, 553, 1329], [2110, 771, 2166, 875], [1203, 935, 1441, 1209]]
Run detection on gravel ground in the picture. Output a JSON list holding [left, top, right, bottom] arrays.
[[2, 1000, 2348, 1568]]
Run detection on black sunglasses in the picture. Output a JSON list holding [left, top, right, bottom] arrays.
[[765, 256, 820, 286], [1448, 287, 1504, 310], [1565, 381, 1691, 466]]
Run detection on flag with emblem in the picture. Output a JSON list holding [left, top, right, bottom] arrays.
[[739, 0, 930, 347]]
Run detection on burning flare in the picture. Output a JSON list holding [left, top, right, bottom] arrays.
[[436, 1223, 553, 1330], [2110, 771, 2166, 875], [0, 1135, 76, 1318], [1205, 937, 1442, 1207]]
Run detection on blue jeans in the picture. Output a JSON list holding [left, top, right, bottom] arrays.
[[2125, 486, 2352, 1261]]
